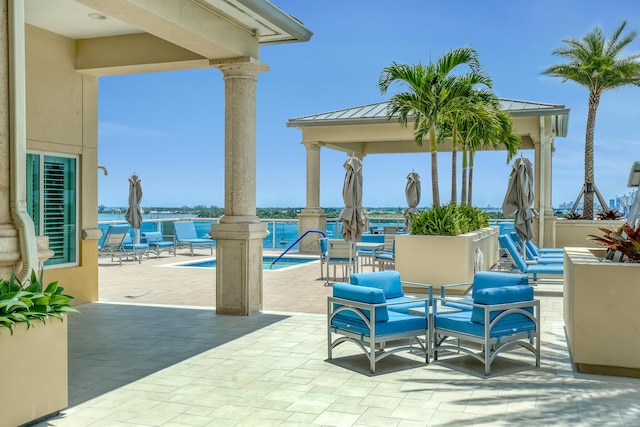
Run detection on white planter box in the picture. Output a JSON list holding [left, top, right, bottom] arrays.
[[555, 219, 625, 249], [395, 226, 499, 293], [564, 247, 640, 377], [0, 317, 68, 427]]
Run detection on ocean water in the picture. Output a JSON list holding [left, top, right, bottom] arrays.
[[98, 213, 407, 251]]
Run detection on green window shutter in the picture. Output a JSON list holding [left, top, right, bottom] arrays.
[[26, 153, 78, 267]]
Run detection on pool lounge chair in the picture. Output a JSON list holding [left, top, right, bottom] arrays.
[[173, 221, 214, 256], [498, 235, 563, 283], [509, 232, 564, 259], [98, 224, 131, 266], [502, 233, 563, 265]]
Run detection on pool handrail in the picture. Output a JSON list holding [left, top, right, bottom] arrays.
[[270, 229, 326, 269]]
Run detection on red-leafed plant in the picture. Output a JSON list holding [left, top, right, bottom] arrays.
[[596, 209, 624, 220], [588, 223, 640, 263]]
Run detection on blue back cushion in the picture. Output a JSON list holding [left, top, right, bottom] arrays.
[[174, 222, 198, 239], [471, 285, 534, 324], [333, 283, 388, 322], [350, 271, 404, 299], [360, 234, 384, 243], [471, 271, 528, 299], [499, 235, 528, 272]]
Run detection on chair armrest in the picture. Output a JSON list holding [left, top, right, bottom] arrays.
[[400, 280, 433, 299], [440, 282, 473, 297]]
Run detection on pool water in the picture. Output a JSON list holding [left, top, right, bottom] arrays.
[[178, 256, 318, 270]]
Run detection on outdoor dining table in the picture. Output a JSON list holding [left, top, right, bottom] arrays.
[[356, 241, 384, 270]]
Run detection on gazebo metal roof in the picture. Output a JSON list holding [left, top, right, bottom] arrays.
[[287, 98, 570, 137]]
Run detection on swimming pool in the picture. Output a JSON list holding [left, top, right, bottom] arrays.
[[175, 256, 319, 270]]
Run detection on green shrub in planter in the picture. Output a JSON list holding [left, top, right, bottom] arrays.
[[409, 204, 490, 236], [0, 270, 79, 334]]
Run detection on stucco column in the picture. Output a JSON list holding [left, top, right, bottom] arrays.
[[531, 125, 556, 249], [298, 142, 326, 253], [210, 57, 269, 315]]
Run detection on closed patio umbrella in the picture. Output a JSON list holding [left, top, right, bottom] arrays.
[[502, 157, 538, 254], [403, 171, 421, 230], [125, 173, 144, 244], [340, 157, 367, 274]]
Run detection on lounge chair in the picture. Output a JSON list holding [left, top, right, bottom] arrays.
[[503, 233, 563, 265], [98, 224, 131, 265], [509, 232, 564, 262], [122, 234, 150, 263], [173, 221, 214, 256], [498, 235, 563, 282], [325, 239, 358, 285], [142, 231, 175, 258]]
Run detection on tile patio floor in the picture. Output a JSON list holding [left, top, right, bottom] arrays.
[[33, 250, 640, 426]]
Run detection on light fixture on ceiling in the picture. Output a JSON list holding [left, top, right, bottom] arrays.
[[88, 13, 107, 20]]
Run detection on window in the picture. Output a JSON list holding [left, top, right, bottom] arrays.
[[27, 153, 78, 267]]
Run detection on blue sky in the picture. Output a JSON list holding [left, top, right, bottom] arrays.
[[98, 0, 640, 209]]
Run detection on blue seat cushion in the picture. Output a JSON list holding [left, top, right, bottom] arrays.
[[534, 256, 563, 265], [471, 285, 534, 324], [435, 310, 536, 339], [527, 264, 563, 275], [332, 283, 389, 322], [350, 271, 404, 299], [332, 310, 426, 337], [471, 271, 528, 299]]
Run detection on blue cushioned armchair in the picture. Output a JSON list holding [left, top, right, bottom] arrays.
[[434, 272, 540, 375], [328, 271, 432, 373]]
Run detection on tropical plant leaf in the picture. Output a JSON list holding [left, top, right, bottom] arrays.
[[44, 280, 59, 294]]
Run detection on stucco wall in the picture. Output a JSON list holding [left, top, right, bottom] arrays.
[[26, 25, 99, 303]]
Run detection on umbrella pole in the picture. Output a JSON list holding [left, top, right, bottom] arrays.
[[134, 228, 140, 245]]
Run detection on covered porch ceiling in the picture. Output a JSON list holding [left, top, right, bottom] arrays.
[[287, 99, 570, 155], [25, 0, 312, 75]]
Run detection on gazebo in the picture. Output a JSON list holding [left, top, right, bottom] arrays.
[[287, 99, 570, 252]]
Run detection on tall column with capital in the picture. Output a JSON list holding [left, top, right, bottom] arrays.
[[298, 142, 327, 253], [210, 57, 269, 315]]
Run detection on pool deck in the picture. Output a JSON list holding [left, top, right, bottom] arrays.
[[35, 249, 640, 426]]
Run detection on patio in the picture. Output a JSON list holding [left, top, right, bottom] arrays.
[[34, 252, 640, 426]]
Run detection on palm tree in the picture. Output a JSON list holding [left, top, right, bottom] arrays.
[[379, 47, 481, 207], [542, 21, 640, 219], [459, 103, 519, 205], [439, 72, 495, 204]]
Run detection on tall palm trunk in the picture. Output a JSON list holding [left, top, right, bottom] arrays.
[[430, 125, 440, 206], [451, 123, 458, 204], [468, 150, 475, 206], [583, 91, 600, 219], [461, 145, 468, 205]]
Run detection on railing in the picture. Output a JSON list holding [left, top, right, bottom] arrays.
[[269, 229, 326, 269], [97, 216, 412, 251]]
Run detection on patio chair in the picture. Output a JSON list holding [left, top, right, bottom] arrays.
[[328, 281, 431, 373], [434, 274, 540, 376], [373, 234, 395, 271], [98, 224, 130, 266], [357, 234, 384, 270], [142, 231, 175, 258], [122, 234, 150, 263], [317, 237, 328, 279], [498, 235, 563, 282], [173, 221, 214, 256], [325, 239, 358, 285]]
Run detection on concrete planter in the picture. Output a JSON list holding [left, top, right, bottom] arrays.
[[555, 219, 625, 249], [395, 226, 499, 293], [0, 318, 68, 427], [564, 247, 640, 378]]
